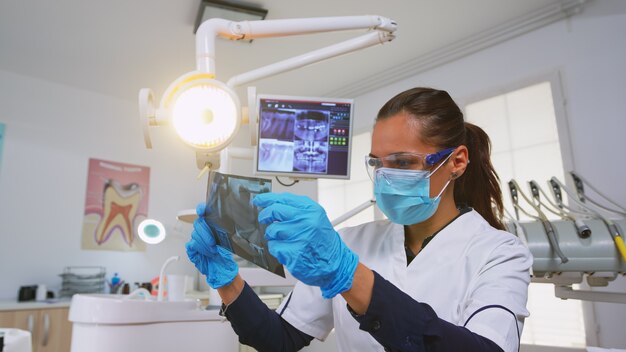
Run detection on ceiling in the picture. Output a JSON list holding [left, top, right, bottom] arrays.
[[0, 0, 570, 102]]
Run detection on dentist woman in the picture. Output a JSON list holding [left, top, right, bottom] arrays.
[[187, 87, 532, 352]]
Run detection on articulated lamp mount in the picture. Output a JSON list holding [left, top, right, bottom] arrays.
[[139, 16, 397, 173]]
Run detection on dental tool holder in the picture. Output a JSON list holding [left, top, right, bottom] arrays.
[[521, 218, 626, 275], [59, 266, 106, 298], [514, 218, 626, 303]]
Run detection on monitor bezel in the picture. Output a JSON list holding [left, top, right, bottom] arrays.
[[253, 93, 355, 180]]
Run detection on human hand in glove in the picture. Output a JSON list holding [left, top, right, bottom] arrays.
[[185, 203, 239, 289], [253, 193, 359, 299]]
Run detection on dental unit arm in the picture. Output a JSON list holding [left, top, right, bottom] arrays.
[[505, 176, 626, 303], [331, 178, 625, 304]]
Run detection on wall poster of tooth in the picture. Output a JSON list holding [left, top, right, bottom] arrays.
[[81, 158, 150, 251]]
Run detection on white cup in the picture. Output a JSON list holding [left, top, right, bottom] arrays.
[[36, 284, 47, 301], [167, 275, 186, 302], [184, 275, 195, 293]]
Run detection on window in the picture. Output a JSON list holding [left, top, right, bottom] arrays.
[[465, 81, 566, 221], [318, 131, 374, 228], [465, 79, 587, 348]]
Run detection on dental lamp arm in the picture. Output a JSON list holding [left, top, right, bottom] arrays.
[[196, 15, 397, 73], [227, 31, 393, 88], [140, 15, 398, 171]]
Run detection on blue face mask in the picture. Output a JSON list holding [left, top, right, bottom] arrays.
[[373, 158, 452, 225]]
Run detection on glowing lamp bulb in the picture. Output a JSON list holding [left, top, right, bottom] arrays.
[[138, 219, 166, 244], [171, 84, 238, 150]]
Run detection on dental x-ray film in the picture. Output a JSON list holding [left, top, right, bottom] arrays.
[[205, 171, 285, 277]]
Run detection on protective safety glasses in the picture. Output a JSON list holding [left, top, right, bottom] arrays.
[[364, 147, 456, 182]]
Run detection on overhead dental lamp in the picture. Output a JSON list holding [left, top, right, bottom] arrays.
[[139, 73, 241, 170], [139, 15, 397, 171]]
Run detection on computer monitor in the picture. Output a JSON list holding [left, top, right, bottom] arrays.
[[254, 94, 354, 179]]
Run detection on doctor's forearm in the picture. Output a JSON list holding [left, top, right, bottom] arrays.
[[218, 274, 245, 304], [341, 263, 374, 314]]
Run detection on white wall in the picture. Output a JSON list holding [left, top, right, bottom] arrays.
[[0, 69, 208, 300], [352, 0, 626, 348]]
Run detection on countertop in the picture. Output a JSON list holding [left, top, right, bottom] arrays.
[[0, 291, 283, 312], [0, 291, 211, 312], [0, 299, 72, 312]]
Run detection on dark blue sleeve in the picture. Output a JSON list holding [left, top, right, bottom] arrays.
[[348, 271, 506, 352], [222, 282, 314, 352]]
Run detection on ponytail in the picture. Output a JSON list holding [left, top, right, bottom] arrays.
[[455, 122, 505, 230]]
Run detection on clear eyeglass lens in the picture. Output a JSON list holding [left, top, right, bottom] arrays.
[[365, 154, 428, 181], [364, 156, 378, 181]]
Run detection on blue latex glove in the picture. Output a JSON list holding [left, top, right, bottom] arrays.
[[253, 193, 359, 299], [185, 203, 239, 289]]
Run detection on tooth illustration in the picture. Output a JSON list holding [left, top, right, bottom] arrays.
[[94, 180, 143, 245]]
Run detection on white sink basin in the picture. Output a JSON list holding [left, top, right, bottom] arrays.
[[68, 294, 238, 352], [69, 293, 220, 324]]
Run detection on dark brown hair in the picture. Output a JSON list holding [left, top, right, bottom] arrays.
[[376, 87, 505, 230]]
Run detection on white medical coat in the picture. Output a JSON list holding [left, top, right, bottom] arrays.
[[277, 210, 532, 352]]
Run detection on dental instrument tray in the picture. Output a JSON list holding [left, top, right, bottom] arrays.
[[59, 266, 106, 297]]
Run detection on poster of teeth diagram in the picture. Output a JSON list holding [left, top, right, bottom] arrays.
[[81, 158, 150, 251]]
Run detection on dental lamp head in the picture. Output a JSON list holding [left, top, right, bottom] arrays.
[[139, 72, 241, 170]]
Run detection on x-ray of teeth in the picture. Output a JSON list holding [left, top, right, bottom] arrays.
[[293, 141, 328, 173], [256, 96, 353, 178], [294, 110, 329, 141], [259, 109, 295, 140], [205, 172, 285, 277], [258, 139, 294, 172]]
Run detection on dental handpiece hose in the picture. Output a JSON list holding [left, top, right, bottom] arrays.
[[509, 180, 568, 263], [609, 223, 626, 262], [530, 180, 591, 239]]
